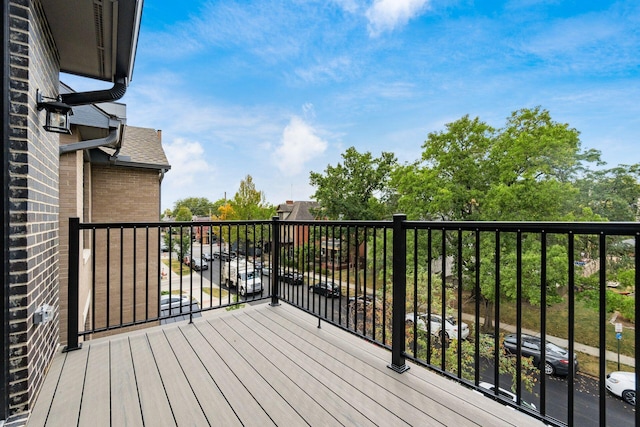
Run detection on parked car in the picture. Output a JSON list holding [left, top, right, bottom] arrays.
[[279, 269, 303, 285], [190, 257, 208, 271], [311, 280, 341, 298], [262, 266, 272, 276], [202, 252, 213, 261], [160, 241, 169, 252], [349, 295, 376, 306], [160, 295, 191, 311], [405, 312, 470, 340], [159, 295, 201, 322], [606, 371, 635, 405], [217, 251, 237, 262], [478, 382, 537, 410], [503, 333, 578, 376]]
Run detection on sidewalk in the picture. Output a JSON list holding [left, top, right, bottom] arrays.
[[461, 313, 635, 368], [160, 258, 217, 306]]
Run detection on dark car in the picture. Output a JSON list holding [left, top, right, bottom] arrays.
[[217, 251, 237, 262], [279, 269, 304, 285], [503, 333, 578, 376], [311, 281, 341, 298], [348, 294, 375, 305]]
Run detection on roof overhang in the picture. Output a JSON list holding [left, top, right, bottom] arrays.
[[41, 0, 144, 83]]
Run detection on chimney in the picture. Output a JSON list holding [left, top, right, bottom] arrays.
[[157, 129, 162, 142], [286, 200, 294, 205]]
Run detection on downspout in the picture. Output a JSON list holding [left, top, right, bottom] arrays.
[[60, 77, 127, 107], [58, 77, 128, 156], [59, 125, 122, 155]]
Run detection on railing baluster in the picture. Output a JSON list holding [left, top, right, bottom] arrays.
[[515, 230, 522, 406], [493, 230, 500, 397], [540, 231, 547, 416], [567, 232, 575, 427], [635, 233, 640, 427], [598, 233, 607, 427]]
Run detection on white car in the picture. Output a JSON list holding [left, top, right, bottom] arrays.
[[405, 312, 469, 340], [160, 295, 191, 310], [606, 371, 636, 405], [479, 382, 537, 410]]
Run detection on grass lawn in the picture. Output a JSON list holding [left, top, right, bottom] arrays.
[[163, 259, 192, 276], [203, 286, 230, 300], [579, 352, 634, 377]]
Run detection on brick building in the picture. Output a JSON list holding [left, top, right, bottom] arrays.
[[1, 1, 144, 424], [59, 106, 170, 341]]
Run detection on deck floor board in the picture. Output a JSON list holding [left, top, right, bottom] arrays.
[[28, 302, 545, 427]]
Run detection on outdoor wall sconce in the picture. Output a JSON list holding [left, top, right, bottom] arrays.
[[36, 89, 73, 134]]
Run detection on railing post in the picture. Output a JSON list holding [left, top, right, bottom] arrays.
[[388, 214, 409, 373], [270, 216, 280, 306], [63, 217, 82, 352]]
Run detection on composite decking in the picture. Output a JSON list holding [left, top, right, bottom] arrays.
[[28, 302, 543, 427]]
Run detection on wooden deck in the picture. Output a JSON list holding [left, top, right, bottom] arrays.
[[28, 302, 544, 427]]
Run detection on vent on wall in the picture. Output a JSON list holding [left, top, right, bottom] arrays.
[[93, 0, 106, 77]]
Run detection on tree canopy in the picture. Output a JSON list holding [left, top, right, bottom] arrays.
[[229, 175, 276, 220], [309, 146, 397, 220], [172, 197, 217, 217], [393, 107, 589, 222]]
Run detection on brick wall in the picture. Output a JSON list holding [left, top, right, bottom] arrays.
[[7, 0, 60, 419], [58, 145, 83, 345], [90, 165, 161, 333]]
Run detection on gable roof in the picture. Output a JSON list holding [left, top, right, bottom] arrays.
[[277, 201, 319, 221], [92, 126, 171, 171]]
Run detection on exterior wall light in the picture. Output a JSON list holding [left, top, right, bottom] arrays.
[[37, 89, 73, 134]]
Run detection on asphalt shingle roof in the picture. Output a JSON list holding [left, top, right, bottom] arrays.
[[99, 126, 170, 169], [277, 201, 319, 220]]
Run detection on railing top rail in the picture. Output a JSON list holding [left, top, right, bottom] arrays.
[[76, 217, 640, 236], [403, 220, 640, 235], [77, 220, 273, 229], [278, 219, 393, 227]]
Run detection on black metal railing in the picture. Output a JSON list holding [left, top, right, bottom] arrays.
[[66, 216, 639, 427]]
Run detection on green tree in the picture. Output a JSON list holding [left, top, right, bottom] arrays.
[[167, 206, 193, 261], [574, 164, 640, 221], [393, 107, 599, 330], [173, 197, 217, 217], [230, 175, 275, 220], [393, 115, 494, 221], [309, 147, 397, 220]]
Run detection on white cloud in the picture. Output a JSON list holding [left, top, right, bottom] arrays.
[[293, 56, 356, 84], [330, 0, 361, 14], [274, 117, 328, 176], [163, 138, 211, 188], [365, 0, 431, 36], [302, 103, 316, 120]]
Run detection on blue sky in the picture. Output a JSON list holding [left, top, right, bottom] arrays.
[[63, 0, 640, 212]]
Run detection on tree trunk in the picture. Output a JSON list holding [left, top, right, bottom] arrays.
[[482, 299, 494, 333]]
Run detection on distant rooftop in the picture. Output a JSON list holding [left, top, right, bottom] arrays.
[[277, 200, 319, 221]]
